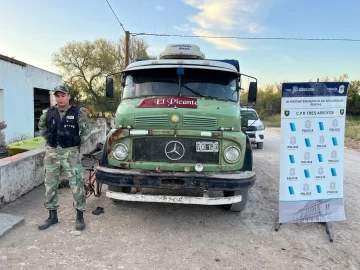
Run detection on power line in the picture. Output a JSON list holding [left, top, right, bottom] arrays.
[[131, 32, 360, 42], [103, 1, 359, 43], [105, 0, 126, 32]]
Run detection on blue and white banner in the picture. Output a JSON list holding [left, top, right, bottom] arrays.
[[279, 82, 348, 223]]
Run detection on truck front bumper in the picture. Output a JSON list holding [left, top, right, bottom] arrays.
[[96, 166, 256, 191]]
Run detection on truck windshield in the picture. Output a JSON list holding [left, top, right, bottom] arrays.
[[122, 68, 238, 102]]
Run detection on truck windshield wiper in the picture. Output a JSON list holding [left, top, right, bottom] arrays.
[[182, 85, 206, 98], [182, 85, 230, 101], [211, 96, 228, 101]]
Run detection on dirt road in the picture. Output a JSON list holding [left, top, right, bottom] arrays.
[[0, 128, 359, 270]]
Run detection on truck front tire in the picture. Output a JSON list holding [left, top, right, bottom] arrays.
[[108, 185, 132, 201], [222, 189, 249, 212]]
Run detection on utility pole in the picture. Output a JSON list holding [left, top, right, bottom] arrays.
[[124, 31, 130, 68]]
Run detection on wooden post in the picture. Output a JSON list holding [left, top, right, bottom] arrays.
[[124, 31, 130, 68]]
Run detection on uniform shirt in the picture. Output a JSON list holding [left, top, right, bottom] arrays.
[[38, 105, 90, 148]]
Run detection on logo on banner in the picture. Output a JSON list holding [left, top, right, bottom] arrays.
[[292, 86, 299, 94], [288, 186, 295, 195], [330, 119, 340, 132], [289, 155, 295, 164], [331, 168, 337, 176], [329, 150, 339, 163], [302, 152, 312, 164], [317, 154, 324, 162], [303, 120, 314, 133], [290, 122, 296, 131], [330, 182, 336, 190], [332, 137, 338, 146], [284, 110, 290, 117], [316, 167, 326, 179], [333, 119, 338, 127], [304, 138, 311, 147], [317, 135, 327, 148], [340, 109, 345, 115], [319, 122, 325, 131], [288, 136, 298, 149], [301, 183, 311, 196], [287, 168, 298, 181], [328, 182, 338, 194], [316, 185, 322, 193], [304, 169, 310, 178], [339, 85, 345, 94]]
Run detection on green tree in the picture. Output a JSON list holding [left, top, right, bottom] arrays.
[[240, 83, 282, 116], [347, 81, 360, 116], [52, 36, 153, 117]]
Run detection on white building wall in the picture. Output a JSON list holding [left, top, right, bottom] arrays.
[[0, 60, 61, 144]]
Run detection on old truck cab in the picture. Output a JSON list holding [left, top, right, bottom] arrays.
[[96, 44, 257, 212]]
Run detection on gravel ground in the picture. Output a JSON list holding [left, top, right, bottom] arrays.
[[0, 128, 359, 270]]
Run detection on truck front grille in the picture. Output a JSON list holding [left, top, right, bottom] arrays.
[[134, 115, 169, 128], [183, 115, 217, 128], [133, 137, 219, 164]]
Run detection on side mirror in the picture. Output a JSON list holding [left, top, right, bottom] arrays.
[[121, 73, 126, 88], [106, 77, 114, 98], [260, 116, 264, 121], [248, 82, 257, 103], [241, 115, 248, 128]]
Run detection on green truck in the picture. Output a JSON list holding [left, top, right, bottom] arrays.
[[96, 44, 257, 212]]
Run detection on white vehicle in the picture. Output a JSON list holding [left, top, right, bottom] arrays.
[[240, 108, 265, 149]]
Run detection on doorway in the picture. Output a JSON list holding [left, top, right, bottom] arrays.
[[33, 88, 50, 136]]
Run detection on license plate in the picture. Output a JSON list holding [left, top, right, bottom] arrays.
[[196, 141, 219, 152]]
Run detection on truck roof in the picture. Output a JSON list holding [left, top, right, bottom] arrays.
[[127, 59, 240, 73]]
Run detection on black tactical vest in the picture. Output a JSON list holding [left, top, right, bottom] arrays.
[[46, 106, 81, 148]]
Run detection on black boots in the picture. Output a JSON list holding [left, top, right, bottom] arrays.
[[38, 209, 85, 231], [76, 209, 86, 231], [38, 210, 58, 230]]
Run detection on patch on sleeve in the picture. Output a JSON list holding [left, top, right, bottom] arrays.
[[80, 122, 88, 129]]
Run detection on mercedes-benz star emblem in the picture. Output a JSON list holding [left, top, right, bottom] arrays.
[[165, 141, 185, 160]]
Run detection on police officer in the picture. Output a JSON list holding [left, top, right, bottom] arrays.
[[38, 85, 90, 231]]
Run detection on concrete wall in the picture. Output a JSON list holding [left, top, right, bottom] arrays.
[[0, 59, 61, 144], [0, 121, 106, 205]]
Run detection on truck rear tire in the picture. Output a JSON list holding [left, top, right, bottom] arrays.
[[222, 189, 249, 212], [257, 142, 264, 149]]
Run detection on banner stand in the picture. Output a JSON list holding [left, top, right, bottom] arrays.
[[276, 81, 348, 244], [274, 221, 334, 242]]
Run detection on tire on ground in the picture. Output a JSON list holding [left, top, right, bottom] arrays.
[[107, 185, 131, 201], [222, 189, 249, 212]]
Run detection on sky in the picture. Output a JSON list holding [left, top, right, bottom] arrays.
[[1, 0, 360, 86]]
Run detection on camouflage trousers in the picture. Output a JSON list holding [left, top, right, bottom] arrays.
[[43, 146, 86, 211]]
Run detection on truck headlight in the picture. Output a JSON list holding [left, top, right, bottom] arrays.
[[112, 143, 128, 160], [224, 146, 241, 163], [256, 125, 265, 130]]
